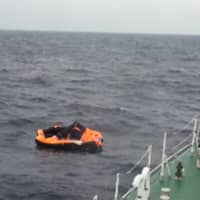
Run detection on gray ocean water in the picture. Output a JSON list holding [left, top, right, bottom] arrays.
[[0, 31, 200, 200]]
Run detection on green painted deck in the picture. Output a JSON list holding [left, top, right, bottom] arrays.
[[125, 147, 200, 200]]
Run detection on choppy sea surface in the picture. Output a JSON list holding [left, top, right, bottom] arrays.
[[0, 31, 200, 200]]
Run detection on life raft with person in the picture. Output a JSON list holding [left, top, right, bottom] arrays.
[[35, 121, 104, 152]]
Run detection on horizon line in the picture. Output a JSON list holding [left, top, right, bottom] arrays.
[[0, 28, 200, 37]]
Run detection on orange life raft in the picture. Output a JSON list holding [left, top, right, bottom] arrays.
[[35, 127, 103, 152]]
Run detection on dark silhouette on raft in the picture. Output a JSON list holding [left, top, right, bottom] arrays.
[[43, 121, 86, 140]]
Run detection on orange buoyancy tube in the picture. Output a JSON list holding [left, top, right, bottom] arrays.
[[36, 129, 69, 144], [81, 128, 103, 146]]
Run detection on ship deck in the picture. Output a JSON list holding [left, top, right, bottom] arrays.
[[125, 147, 200, 200]]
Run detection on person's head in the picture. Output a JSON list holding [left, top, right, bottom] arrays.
[[178, 161, 182, 167], [54, 121, 63, 128], [73, 121, 80, 127]]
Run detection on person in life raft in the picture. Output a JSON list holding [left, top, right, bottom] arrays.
[[43, 121, 86, 140]]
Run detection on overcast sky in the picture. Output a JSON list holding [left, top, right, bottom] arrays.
[[0, 0, 199, 34]]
